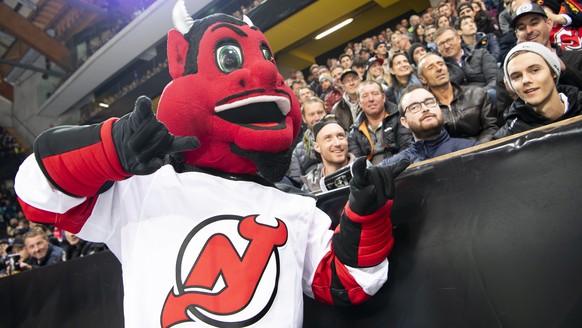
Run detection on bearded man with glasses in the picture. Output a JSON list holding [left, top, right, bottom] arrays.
[[379, 85, 477, 167]]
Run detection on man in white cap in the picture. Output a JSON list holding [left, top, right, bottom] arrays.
[[494, 42, 582, 138]]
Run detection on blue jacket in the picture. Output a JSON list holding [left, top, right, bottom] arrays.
[[379, 129, 476, 167]]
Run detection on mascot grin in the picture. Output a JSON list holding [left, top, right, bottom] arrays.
[[156, 2, 301, 180]]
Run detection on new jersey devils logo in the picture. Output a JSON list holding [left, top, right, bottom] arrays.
[[161, 214, 288, 327]]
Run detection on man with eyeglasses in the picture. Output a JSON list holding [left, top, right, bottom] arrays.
[[434, 26, 498, 103], [379, 85, 477, 167], [332, 69, 362, 130], [417, 53, 498, 143]]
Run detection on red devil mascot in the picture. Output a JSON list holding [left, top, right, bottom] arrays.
[[15, 1, 408, 326]]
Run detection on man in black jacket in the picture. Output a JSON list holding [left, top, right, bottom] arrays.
[[494, 42, 582, 138], [434, 26, 498, 103], [495, 2, 582, 125], [418, 53, 499, 143], [380, 85, 477, 167]]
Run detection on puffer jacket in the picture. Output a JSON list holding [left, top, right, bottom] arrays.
[[347, 101, 413, 164], [474, 32, 500, 63], [459, 46, 498, 89], [494, 85, 582, 139], [437, 82, 499, 143], [287, 130, 318, 186]]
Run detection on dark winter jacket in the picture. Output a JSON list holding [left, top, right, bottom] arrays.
[[460, 46, 498, 89], [474, 32, 501, 63], [476, 10, 502, 38], [435, 82, 499, 143], [493, 85, 582, 139], [348, 101, 413, 164], [379, 129, 477, 166], [287, 131, 318, 186], [496, 46, 582, 125], [331, 93, 360, 131], [25, 243, 64, 268]]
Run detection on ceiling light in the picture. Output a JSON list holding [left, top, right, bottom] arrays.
[[315, 18, 354, 40], [98, 103, 109, 108]]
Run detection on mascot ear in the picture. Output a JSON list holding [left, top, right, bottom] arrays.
[[167, 29, 189, 79]]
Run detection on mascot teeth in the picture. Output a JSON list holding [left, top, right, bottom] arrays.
[[215, 95, 290, 115]]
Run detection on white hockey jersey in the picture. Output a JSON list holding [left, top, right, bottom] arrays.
[[15, 155, 389, 327]]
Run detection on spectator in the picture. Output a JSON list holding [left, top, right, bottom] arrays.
[[1, 237, 27, 276], [380, 85, 477, 166], [417, 53, 499, 143], [395, 31, 413, 53], [542, 0, 582, 50], [438, 1, 458, 27], [411, 24, 427, 45], [457, 15, 501, 62], [386, 53, 423, 104], [351, 56, 367, 79], [458, 1, 502, 37], [300, 115, 356, 194], [308, 64, 322, 96], [437, 14, 453, 28], [21, 227, 64, 270], [435, 26, 498, 101], [332, 69, 362, 130], [408, 43, 429, 67], [494, 42, 582, 138], [324, 65, 344, 112], [424, 24, 438, 51], [390, 31, 403, 53], [339, 53, 353, 69], [61, 231, 107, 261], [298, 86, 315, 105], [498, 0, 514, 34], [374, 41, 389, 59], [408, 15, 421, 33], [496, 1, 582, 122], [421, 10, 435, 25], [348, 81, 413, 165], [287, 97, 327, 186], [365, 57, 387, 87], [318, 73, 334, 101]]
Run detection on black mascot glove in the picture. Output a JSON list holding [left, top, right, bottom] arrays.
[[347, 157, 410, 216], [112, 96, 200, 175]]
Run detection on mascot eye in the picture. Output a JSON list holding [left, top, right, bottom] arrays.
[[261, 45, 274, 62], [216, 45, 243, 73]]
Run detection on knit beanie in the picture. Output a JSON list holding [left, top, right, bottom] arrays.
[[503, 42, 561, 93]]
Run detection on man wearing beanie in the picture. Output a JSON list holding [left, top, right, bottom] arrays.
[[408, 43, 429, 67], [494, 42, 582, 138], [300, 115, 356, 194], [495, 1, 582, 123]]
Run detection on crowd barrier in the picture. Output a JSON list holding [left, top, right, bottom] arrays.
[[2, 117, 582, 327]]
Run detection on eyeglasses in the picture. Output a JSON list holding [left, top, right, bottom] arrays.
[[404, 97, 438, 114], [437, 36, 456, 48]]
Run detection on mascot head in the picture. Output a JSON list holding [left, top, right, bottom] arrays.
[[156, 0, 302, 181]]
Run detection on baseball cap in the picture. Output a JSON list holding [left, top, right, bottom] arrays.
[[340, 69, 359, 83], [510, 3, 548, 27], [366, 57, 384, 71], [503, 41, 561, 92]]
